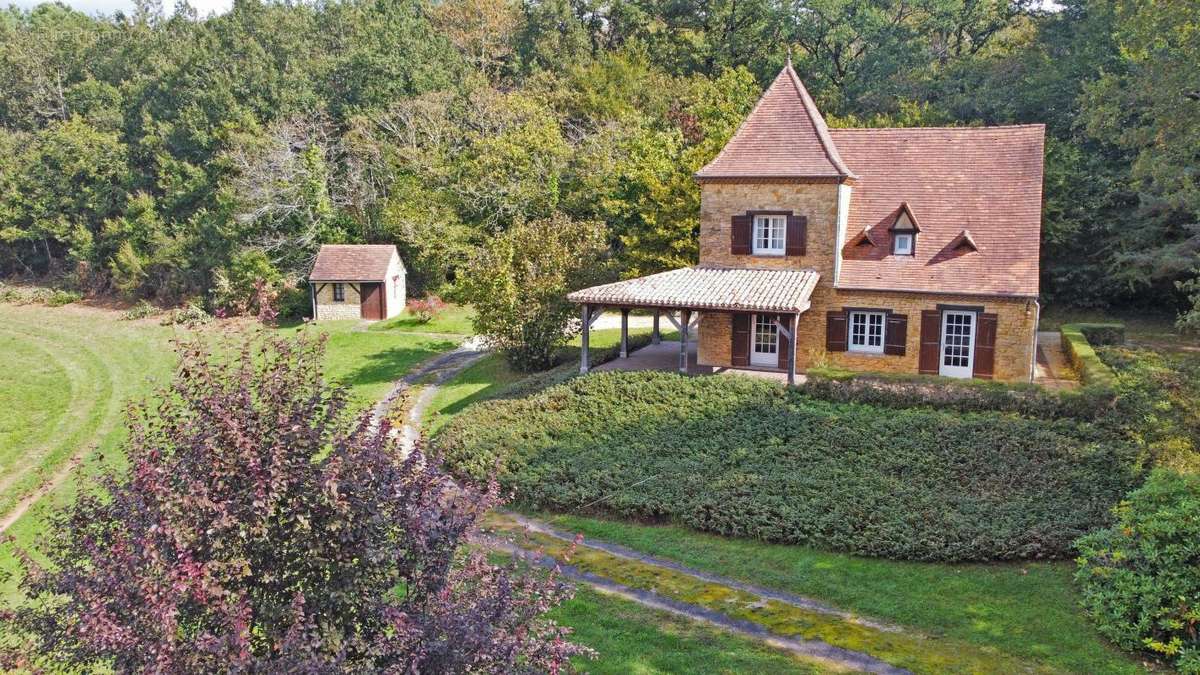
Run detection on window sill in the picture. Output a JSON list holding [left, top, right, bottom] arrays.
[[846, 349, 888, 357], [749, 251, 786, 257]]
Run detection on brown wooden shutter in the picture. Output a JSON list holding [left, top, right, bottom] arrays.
[[731, 313, 751, 366], [776, 314, 790, 369], [785, 215, 807, 256], [884, 313, 907, 356], [731, 215, 752, 255], [825, 310, 847, 352], [918, 310, 941, 374], [973, 313, 998, 379]]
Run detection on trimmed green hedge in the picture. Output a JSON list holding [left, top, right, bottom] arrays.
[[1061, 323, 1123, 388], [800, 371, 1117, 422], [437, 371, 1143, 562]]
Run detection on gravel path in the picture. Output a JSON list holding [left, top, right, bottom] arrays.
[[371, 336, 488, 454], [479, 525, 911, 675]]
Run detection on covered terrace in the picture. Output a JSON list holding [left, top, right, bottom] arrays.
[[566, 266, 820, 385]]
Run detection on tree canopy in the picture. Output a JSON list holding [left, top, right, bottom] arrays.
[[0, 0, 1195, 324]]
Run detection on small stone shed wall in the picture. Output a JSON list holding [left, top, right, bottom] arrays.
[[314, 282, 363, 321]]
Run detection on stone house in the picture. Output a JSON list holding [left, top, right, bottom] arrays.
[[309, 244, 406, 321], [568, 62, 1044, 383]]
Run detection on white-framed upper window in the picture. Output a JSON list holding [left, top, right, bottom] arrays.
[[893, 233, 914, 255], [752, 215, 786, 255], [333, 283, 346, 302], [848, 310, 886, 354]]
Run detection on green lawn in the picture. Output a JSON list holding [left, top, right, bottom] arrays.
[[424, 326, 678, 432], [0, 304, 178, 603], [1039, 305, 1197, 351], [556, 587, 823, 674], [277, 320, 459, 408], [367, 303, 475, 335], [540, 513, 1146, 675]]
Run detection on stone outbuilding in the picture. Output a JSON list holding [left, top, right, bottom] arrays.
[[309, 244, 405, 321]]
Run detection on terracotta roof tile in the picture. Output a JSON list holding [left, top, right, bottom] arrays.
[[696, 63, 853, 180], [568, 266, 820, 313], [832, 125, 1044, 297], [309, 245, 399, 281]]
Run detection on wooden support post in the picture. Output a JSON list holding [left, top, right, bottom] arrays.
[[620, 308, 630, 358], [679, 309, 690, 373], [580, 304, 591, 374], [787, 313, 798, 386], [651, 310, 661, 344]]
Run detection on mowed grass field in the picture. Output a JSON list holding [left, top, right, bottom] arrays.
[[0, 303, 178, 602], [0, 305, 460, 603]]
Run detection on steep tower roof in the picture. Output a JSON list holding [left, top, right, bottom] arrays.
[[696, 62, 855, 180]]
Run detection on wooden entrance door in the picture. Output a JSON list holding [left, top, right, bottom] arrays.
[[360, 283, 383, 320]]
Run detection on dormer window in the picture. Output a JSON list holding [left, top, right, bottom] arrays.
[[752, 214, 786, 255], [889, 202, 921, 257]]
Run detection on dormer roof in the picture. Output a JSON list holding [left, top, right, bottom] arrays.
[[889, 202, 922, 232], [695, 62, 855, 181]]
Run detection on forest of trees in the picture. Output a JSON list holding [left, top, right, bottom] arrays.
[[0, 0, 1196, 325]]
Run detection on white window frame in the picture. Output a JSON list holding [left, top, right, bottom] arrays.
[[333, 283, 346, 302], [893, 233, 913, 255], [848, 310, 887, 354], [752, 215, 786, 256]]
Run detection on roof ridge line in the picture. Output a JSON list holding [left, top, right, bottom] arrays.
[[783, 63, 855, 179], [830, 123, 1047, 132]]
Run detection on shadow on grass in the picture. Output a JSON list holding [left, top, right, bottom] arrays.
[[336, 341, 457, 392]]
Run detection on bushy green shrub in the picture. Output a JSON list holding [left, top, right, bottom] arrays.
[[121, 299, 157, 320], [1079, 323, 1126, 346], [460, 214, 614, 371], [1099, 346, 1200, 473], [161, 301, 211, 327], [46, 289, 82, 306], [1075, 470, 1200, 672], [436, 371, 1142, 561], [1061, 323, 1120, 388], [274, 283, 311, 320]]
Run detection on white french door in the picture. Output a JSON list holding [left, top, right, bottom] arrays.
[[939, 311, 975, 378], [750, 314, 778, 367]]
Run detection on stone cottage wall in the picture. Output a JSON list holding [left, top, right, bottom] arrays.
[[695, 179, 1038, 382], [698, 293, 1037, 382]]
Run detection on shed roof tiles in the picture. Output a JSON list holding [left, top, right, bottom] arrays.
[[309, 245, 399, 281]]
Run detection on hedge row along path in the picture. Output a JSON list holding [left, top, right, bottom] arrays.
[[385, 353, 1060, 674]]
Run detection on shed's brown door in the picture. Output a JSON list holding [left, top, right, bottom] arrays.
[[360, 283, 383, 320]]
